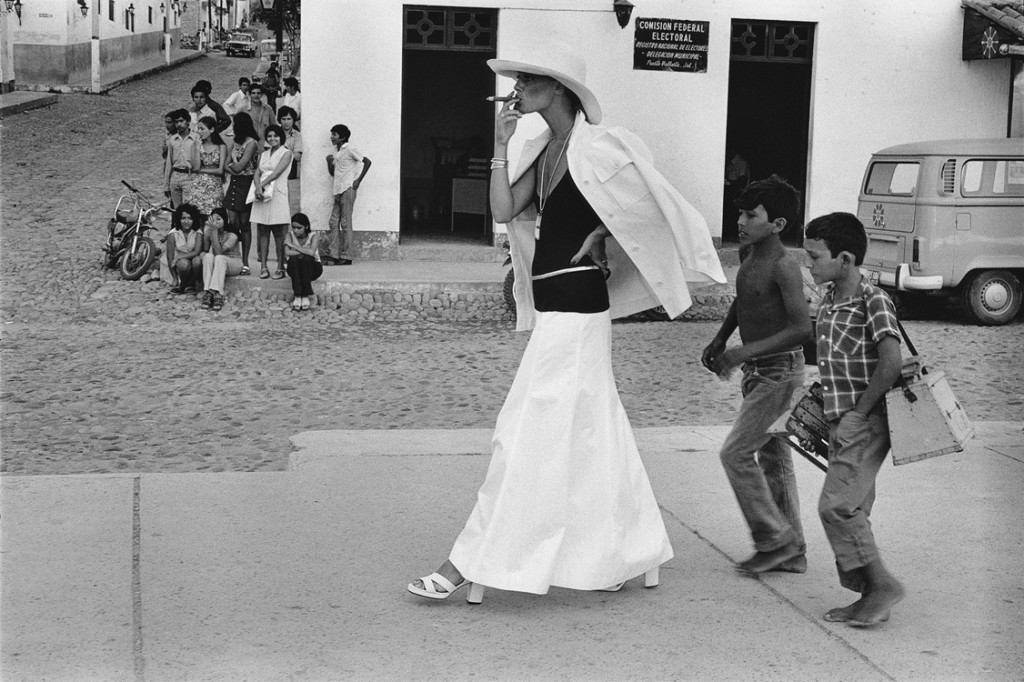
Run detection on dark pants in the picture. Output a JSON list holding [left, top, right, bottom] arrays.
[[286, 255, 322, 296]]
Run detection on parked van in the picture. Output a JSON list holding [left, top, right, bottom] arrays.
[[857, 138, 1024, 325]]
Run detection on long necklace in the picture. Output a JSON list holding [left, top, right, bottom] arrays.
[[536, 129, 572, 240]]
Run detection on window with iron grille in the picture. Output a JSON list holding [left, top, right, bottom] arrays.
[[404, 6, 496, 52], [731, 21, 814, 63]]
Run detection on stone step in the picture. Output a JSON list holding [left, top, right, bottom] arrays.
[[397, 239, 505, 263]]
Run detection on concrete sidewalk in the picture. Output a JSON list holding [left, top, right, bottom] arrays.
[[3, 422, 1022, 681]]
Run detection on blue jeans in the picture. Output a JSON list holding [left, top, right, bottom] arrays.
[[820, 409, 890, 592], [326, 188, 356, 259], [719, 349, 805, 552]]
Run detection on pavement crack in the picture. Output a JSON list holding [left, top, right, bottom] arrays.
[[132, 475, 146, 682], [657, 502, 898, 682]]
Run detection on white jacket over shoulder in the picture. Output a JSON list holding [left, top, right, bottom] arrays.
[[504, 112, 726, 331]]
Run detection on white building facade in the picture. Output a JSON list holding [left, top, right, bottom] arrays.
[[298, 0, 1017, 260], [4, 0, 184, 90]]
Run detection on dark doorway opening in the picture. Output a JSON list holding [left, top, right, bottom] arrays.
[[724, 21, 814, 245], [400, 7, 496, 244]]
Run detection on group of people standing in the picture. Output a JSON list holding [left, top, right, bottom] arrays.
[[406, 41, 907, 630], [161, 69, 369, 311]]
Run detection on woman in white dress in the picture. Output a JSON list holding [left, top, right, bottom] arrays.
[[407, 42, 725, 605], [249, 124, 292, 280]]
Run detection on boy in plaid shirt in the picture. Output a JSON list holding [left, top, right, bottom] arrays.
[[804, 212, 905, 628]]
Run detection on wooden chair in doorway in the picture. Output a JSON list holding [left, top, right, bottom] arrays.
[[450, 158, 490, 233]]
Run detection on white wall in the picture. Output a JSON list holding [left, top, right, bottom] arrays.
[[301, 0, 1012, 243], [14, 0, 164, 44]]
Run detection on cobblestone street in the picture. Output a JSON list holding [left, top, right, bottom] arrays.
[[1, 55, 1021, 475]]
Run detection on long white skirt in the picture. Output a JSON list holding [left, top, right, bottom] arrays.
[[449, 310, 674, 594]]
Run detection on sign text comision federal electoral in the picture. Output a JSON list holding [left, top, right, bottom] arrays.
[[634, 18, 709, 73]]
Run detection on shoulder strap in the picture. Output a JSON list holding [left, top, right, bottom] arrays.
[[896, 319, 919, 358]]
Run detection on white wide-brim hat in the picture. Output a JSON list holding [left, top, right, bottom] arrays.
[[487, 41, 602, 125]]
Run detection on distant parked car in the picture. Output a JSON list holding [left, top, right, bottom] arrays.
[[858, 137, 1024, 325], [226, 33, 257, 58]]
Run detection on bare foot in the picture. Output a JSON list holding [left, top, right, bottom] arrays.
[[824, 599, 864, 622], [849, 581, 904, 627], [737, 541, 803, 573], [769, 554, 807, 574]]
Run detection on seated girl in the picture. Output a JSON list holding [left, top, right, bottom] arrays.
[[200, 207, 243, 311], [283, 212, 322, 311], [166, 203, 204, 293]]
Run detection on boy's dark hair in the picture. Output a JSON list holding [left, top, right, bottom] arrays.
[[330, 124, 351, 141], [249, 82, 264, 93], [238, 77, 250, 86], [284, 76, 299, 88], [735, 174, 801, 230], [291, 212, 310, 229], [173, 108, 191, 122], [804, 212, 868, 265], [277, 105, 298, 122]]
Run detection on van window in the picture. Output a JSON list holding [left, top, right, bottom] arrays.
[[962, 159, 1024, 197], [865, 162, 919, 196]]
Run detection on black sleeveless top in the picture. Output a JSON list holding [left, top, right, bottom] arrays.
[[532, 171, 610, 313]]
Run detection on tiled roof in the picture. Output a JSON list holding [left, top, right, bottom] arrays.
[[962, 0, 1024, 38]]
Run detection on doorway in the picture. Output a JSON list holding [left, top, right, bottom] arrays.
[[400, 6, 497, 244], [723, 20, 814, 244]]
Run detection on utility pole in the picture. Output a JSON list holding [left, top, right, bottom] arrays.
[[90, 0, 101, 92], [275, 0, 283, 53]]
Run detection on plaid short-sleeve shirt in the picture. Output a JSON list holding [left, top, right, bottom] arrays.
[[815, 278, 900, 420]]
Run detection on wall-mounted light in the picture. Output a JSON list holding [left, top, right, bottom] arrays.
[[613, 0, 634, 29], [127, 2, 134, 14], [78, 0, 88, 16], [7, 0, 23, 25], [159, 1, 164, 11]]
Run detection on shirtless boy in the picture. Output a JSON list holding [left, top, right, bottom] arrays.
[[703, 175, 813, 573]]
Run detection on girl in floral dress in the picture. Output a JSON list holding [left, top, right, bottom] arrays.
[[189, 116, 227, 217]]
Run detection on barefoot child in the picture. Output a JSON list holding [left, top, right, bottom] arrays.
[[803, 212, 905, 627], [323, 124, 371, 265], [703, 175, 812, 573]]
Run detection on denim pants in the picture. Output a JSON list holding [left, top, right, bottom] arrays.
[[168, 172, 191, 208], [820, 409, 890, 592], [286, 255, 323, 296], [326, 188, 356, 259], [201, 252, 242, 294], [719, 349, 805, 552]]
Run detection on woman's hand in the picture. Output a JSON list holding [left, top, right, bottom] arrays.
[[570, 226, 611, 278], [495, 93, 522, 145]]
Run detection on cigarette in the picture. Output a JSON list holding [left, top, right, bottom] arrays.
[[486, 95, 517, 102]]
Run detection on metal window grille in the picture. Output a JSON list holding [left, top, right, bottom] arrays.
[[731, 21, 815, 63], [404, 6, 496, 52]]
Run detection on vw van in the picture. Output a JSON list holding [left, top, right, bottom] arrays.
[[857, 138, 1024, 325]]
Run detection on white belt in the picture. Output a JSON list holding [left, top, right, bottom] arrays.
[[531, 265, 600, 281]]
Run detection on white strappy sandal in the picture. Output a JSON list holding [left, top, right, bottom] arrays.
[[598, 567, 661, 592], [407, 572, 485, 604]]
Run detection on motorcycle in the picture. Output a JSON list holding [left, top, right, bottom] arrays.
[[103, 180, 172, 281]]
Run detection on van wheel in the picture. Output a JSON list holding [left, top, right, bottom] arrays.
[[962, 270, 1022, 325]]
